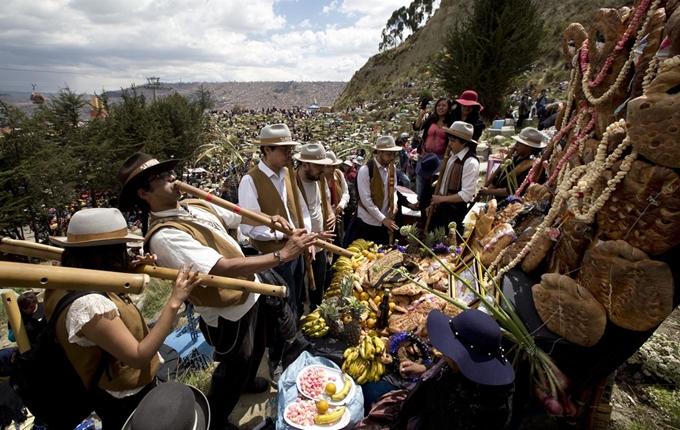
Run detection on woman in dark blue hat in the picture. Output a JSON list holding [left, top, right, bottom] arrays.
[[356, 309, 515, 430]]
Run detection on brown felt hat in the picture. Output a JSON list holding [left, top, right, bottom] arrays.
[[117, 152, 179, 211]]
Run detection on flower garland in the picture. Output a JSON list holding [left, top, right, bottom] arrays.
[[581, 0, 652, 87], [580, 0, 661, 105], [513, 156, 542, 197], [546, 107, 596, 187]]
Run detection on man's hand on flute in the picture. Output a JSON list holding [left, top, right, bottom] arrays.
[[280, 229, 318, 263], [269, 214, 293, 232]]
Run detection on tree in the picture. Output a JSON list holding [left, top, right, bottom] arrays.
[[434, 0, 544, 120], [194, 85, 215, 112], [379, 0, 436, 52]]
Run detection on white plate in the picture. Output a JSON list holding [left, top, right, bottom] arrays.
[[283, 401, 350, 430], [296, 365, 356, 405]]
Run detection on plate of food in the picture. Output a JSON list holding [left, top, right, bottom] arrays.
[[296, 365, 355, 405], [284, 398, 350, 430]]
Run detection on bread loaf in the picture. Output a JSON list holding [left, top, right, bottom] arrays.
[[532, 273, 607, 347], [576, 240, 673, 331]]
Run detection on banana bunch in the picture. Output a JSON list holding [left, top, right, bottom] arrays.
[[346, 238, 376, 254], [300, 312, 329, 338], [341, 335, 386, 384], [314, 406, 346, 425]]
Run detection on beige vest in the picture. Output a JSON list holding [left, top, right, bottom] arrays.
[[246, 164, 302, 253], [146, 199, 251, 307], [358, 159, 391, 213], [44, 290, 159, 391]]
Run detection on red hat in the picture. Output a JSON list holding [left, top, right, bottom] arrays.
[[455, 90, 483, 111]]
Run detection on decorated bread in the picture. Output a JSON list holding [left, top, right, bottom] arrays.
[[596, 158, 680, 255], [532, 273, 607, 347], [576, 240, 674, 331], [480, 223, 516, 266], [627, 55, 680, 168], [546, 219, 594, 276], [562, 23, 588, 67]]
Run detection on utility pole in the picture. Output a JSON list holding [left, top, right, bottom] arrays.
[[143, 77, 173, 102]]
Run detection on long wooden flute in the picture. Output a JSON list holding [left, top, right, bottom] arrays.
[[0, 238, 287, 298], [173, 180, 354, 258], [0, 261, 149, 294]]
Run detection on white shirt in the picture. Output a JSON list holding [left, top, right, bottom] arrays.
[[356, 159, 398, 226], [238, 160, 311, 240], [301, 179, 323, 233], [147, 203, 260, 326], [438, 147, 480, 203]]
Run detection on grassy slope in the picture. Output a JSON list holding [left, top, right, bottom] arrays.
[[334, 0, 633, 110]]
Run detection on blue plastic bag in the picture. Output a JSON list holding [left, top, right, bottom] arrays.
[[277, 351, 364, 429]]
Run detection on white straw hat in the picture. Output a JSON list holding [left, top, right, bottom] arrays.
[[254, 123, 299, 146], [50, 208, 141, 247], [374, 136, 402, 152], [292, 143, 333, 165], [512, 127, 548, 148]]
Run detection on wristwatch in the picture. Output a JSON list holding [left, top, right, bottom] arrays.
[[273, 250, 284, 266]]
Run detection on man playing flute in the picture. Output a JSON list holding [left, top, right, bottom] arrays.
[[117, 152, 316, 430]]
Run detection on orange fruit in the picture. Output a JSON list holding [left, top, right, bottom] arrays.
[[366, 318, 376, 329], [317, 399, 329, 413], [325, 383, 336, 395], [372, 295, 382, 304], [388, 302, 395, 310], [359, 292, 369, 301]]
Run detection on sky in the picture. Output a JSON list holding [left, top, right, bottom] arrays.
[[0, 0, 435, 95]]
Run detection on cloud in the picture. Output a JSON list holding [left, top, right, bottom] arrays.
[[0, 0, 418, 93]]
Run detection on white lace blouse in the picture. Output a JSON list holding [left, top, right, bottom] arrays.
[[64, 294, 162, 398]]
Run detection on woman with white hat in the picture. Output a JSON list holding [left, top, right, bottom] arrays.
[[46, 208, 202, 430], [479, 127, 548, 198]]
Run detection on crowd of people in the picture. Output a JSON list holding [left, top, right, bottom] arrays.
[[6, 86, 557, 429]]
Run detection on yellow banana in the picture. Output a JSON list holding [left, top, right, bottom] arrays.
[[356, 369, 369, 385], [314, 406, 346, 425], [331, 375, 352, 401], [364, 339, 374, 359], [308, 326, 329, 338]]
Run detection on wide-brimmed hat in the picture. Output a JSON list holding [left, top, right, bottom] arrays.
[[293, 143, 333, 165], [443, 121, 477, 145], [374, 136, 402, 152], [253, 123, 299, 146], [325, 151, 343, 166], [427, 309, 514, 386], [117, 152, 179, 211], [343, 159, 354, 167], [416, 153, 442, 176], [122, 382, 210, 430], [512, 127, 548, 149], [455, 90, 484, 111], [50, 208, 142, 247]]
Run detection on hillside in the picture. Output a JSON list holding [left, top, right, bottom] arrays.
[[0, 81, 347, 116], [334, 0, 632, 109]]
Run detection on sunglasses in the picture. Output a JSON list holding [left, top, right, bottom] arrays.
[[148, 170, 176, 183]]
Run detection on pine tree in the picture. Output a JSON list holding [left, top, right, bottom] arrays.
[[434, 0, 544, 120]]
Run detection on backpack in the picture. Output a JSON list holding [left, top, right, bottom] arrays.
[[10, 291, 111, 430]]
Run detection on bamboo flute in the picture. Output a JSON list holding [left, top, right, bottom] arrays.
[[173, 180, 354, 258], [288, 165, 316, 292], [3, 292, 30, 353], [0, 239, 287, 297], [0, 261, 149, 294]]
